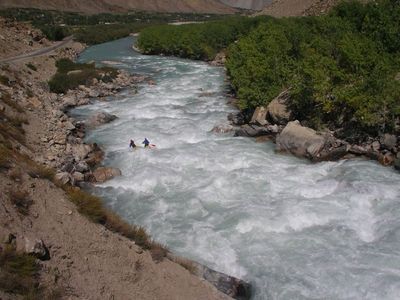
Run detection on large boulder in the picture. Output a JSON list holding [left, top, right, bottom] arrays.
[[267, 90, 291, 125], [276, 121, 326, 159], [55, 172, 73, 185], [380, 134, 397, 150], [250, 106, 268, 126], [88, 112, 117, 127], [93, 167, 122, 183]]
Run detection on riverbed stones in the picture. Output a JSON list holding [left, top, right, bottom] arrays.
[[276, 121, 326, 158], [93, 167, 122, 183]]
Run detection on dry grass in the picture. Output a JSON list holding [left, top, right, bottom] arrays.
[[149, 242, 169, 263], [8, 189, 32, 215], [61, 186, 168, 254], [0, 74, 10, 86], [0, 245, 62, 299], [1, 90, 24, 113], [172, 257, 197, 275], [0, 144, 12, 170], [0, 245, 38, 295]]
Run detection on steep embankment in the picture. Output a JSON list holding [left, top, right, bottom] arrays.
[[0, 18, 241, 300], [0, 0, 237, 14]]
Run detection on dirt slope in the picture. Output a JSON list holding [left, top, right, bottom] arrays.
[[0, 0, 237, 14]]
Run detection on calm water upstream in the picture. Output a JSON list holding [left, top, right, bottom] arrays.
[[72, 37, 400, 299]]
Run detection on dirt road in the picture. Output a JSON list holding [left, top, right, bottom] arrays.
[[0, 36, 74, 63]]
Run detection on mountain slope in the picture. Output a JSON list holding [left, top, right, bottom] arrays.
[[220, 0, 271, 11], [257, 0, 339, 17], [0, 0, 237, 14]]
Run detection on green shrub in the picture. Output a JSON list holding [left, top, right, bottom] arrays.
[[26, 63, 37, 72], [49, 58, 118, 93], [0, 75, 10, 86]]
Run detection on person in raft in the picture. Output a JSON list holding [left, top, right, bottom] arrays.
[[142, 138, 150, 148], [129, 139, 136, 148]]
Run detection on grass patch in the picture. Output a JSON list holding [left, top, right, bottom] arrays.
[[61, 186, 167, 253], [0, 75, 10, 86], [26, 63, 37, 72], [1, 91, 24, 113], [0, 245, 39, 295], [48, 58, 118, 94], [172, 256, 198, 274], [8, 189, 32, 215], [0, 144, 12, 170]]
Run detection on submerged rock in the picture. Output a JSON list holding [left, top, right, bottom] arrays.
[[93, 167, 122, 183], [88, 112, 117, 127], [234, 124, 272, 137]]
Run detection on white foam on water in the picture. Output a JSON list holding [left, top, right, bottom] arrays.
[[73, 37, 400, 300]]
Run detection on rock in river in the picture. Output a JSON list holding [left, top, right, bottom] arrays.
[[276, 121, 326, 159], [93, 167, 122, 183]]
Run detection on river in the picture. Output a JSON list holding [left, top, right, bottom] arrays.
[[71, 37, 400, 299]]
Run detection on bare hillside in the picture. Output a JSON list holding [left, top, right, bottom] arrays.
[[258, 0, 339, 17], [0, 0, 237, 14]]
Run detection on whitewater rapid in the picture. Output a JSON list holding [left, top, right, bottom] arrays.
[[72, 37, 400, 299]]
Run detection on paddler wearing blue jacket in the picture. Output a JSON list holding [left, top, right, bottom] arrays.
[[142, 138, 150, 148]]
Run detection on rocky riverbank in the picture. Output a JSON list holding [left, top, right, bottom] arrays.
[[0, 19, 250, 300], [227, 89, 400, 171]]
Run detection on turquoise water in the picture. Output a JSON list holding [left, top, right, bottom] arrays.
[[72, 37, 400, 299]]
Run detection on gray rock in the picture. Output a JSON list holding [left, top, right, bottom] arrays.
[[228, 112, 246, 126], [276, 121, 326, 158], [75, 161, 89, 173], [55, 172, 72, 185], [72, 172, 85, 182], [71, 144, 93, 161], [234, 124, 272, 137], [349, 145, 367, 155], [250, 106, 268, 126], [62, 96, 77, 108], [371, 141, 381, 151], [93, 167, 122, 183], [395, 158, 400, 171], [380, 134, 397, 150], [267, 90, 291, 125], [24, 238, 50, 260], [211, 124, 234, 133]]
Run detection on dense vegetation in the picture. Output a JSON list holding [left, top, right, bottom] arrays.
[[0, 8, 227, 44], [48, 58, 118, 93], [227, 0, 400, 137], [137, 16, 268, 60], [138, 0, 400, 138]]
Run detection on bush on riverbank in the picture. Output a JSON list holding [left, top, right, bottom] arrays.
[[137, 16, 268, 60], [226, 0, 400, 136], [48, 58, 118, 93]]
